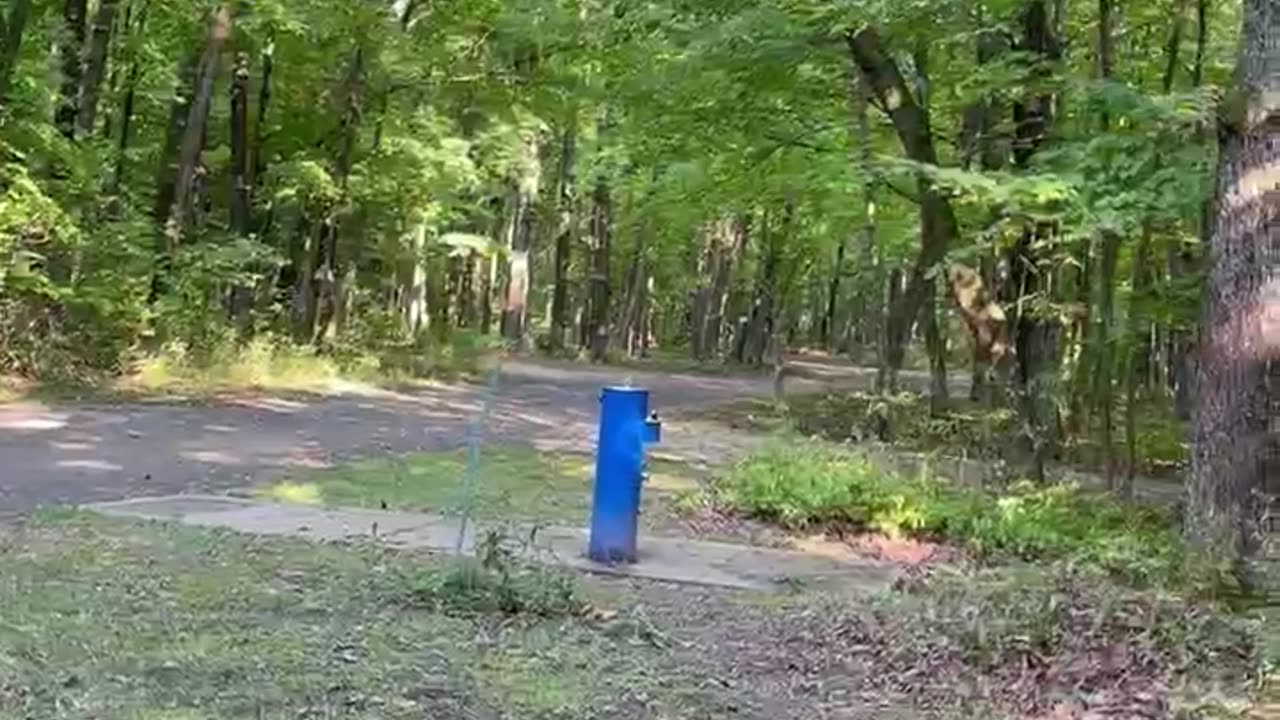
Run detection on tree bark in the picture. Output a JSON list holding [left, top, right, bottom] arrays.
[[75, 0, 118, 139], [1095, 228, 1121, 485], [924, 277, 950, 414], [549, 120, 577, 353], [55, 0, 89, 139], [1010, 0, 1061, 484], [1191, 0, 1209, 87], [229, 52, 251, 237], [1122, 231, 1153, 500], [583, 173, 611, 361], [0, 0, 32, 106], [501, 131, 539, 344], [1188, 0, 1278, 591], [313, 46, 364, 346], [164, 5, 232, 251], [846, 26, 1002, 385], [691, 217, 741, 360]]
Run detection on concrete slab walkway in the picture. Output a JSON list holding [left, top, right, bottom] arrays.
[[88, 494, 898, 593]]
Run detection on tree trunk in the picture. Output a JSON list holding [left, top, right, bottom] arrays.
[[1188, 0, 1277, 591], [924, 277, 950, 414], [252, 41, 274, 190], [1095, 228, 1121, 485], [1009, 0, 1061, 484], [501, 131, 539, 344], [583, 173, 611, 362], [1122, 231, 1152, 500], [691, 217, 741, 360], [1191, 0, 1209, 87], [163, 4, 232, 251], [229, 52, 251, 237], [0, 0, 32, 106], [55, 0, 89, 139], [878, 268, 903, 393], [313, 46, 364, 347], [549, 120, 577, 353], [226, 51, 253, 327], [846, 26, 1002, 384], [75, 0, 118, 138]]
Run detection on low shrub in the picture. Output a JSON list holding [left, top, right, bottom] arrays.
[[713, 440, 1221, 589]]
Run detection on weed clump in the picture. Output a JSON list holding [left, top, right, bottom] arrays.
[[408, 529, 584, 617]]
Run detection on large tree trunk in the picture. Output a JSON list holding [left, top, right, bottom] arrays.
[[1188, 0, 1278, 592], [75, 0, 118, 139], [54, 0, 89, 139], [549, 120, 577, 353], [0, 0, 32, 106], [163, 5, 232, 251]]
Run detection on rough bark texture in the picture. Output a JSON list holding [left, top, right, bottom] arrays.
[[549, 121, 577, 353], [55, 0, 89, 139], [164, 5, 232, 251], [0, 0, 32, 105], [1189, 0, 1278, 591], [75, 0, 118, 138]]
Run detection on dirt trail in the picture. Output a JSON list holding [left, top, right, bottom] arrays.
[[0, 359, 898, 516]]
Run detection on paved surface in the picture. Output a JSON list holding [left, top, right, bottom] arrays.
[[0, 359, 882, 517], [89, 494, 898, 593]]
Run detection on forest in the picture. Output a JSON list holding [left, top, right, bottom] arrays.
[[0, 0, 1275, 587]]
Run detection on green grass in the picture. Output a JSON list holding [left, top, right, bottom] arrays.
[[0, 511, 721, 720], [711, 439, 1225, 590], [259, 446, 702, 533]]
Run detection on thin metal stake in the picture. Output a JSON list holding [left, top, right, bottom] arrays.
[[455, 363, 500, 554]]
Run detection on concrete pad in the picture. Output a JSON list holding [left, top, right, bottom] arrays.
[[88, 495, 897, 593]]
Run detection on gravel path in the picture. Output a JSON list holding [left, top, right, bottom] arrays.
[[0, 360, 884, 516]]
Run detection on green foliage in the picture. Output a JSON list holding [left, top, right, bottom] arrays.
[[715, 440, 1217, 588], [408, 528, 584, 618]]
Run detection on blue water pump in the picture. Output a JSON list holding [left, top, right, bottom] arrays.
[[588, 387, 662, 564]]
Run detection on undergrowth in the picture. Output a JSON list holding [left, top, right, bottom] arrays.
[[875, 566, 1262, 717], [407, 527, 584, 618], [126, 330, 498, 396], [712, 440, 1226, 591]]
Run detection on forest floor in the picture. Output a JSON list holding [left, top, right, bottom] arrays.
[[0, 358, 1269, 719]]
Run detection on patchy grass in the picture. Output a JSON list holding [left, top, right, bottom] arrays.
[[0, 511, 728, 719], [260, 445, 703, 534], [709, 440, 1225, 591], [0, 512, 1261, 719]]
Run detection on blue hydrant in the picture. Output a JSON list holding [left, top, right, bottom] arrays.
[[588, 387, 661, 564]]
